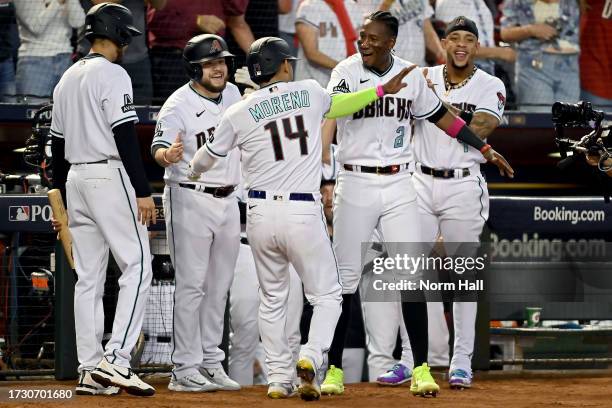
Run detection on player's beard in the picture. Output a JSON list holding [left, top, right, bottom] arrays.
[[199, 76, 227, 93]]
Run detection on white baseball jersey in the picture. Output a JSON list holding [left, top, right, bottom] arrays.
[[205, 79, 332, 193], [50, 53, 138, 163], [327, 54, 442, 167], [295, 0, 364, 87], [152, 82, 242, 187], [435, 0, 496, 74], [50, 52, 152, 373], [412, 65, 506, 168]]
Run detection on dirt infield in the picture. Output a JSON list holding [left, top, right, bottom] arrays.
[[2, 375, 612, 408]]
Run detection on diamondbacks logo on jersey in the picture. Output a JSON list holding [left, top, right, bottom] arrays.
[[497, 92, 506, 111], [121, 94, 135, 113], [210, 39, 223, 53], [333, 79, 350, 94], [352, 97, 412, 121]]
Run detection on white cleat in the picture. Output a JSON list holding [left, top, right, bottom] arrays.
[[168, 372, 220, 392], [90, 357, 155, 396], [76, 370, 121, 396], [267, 382, 297, 399], [200, 367, 241, 391], [296, 357, 321, 401]]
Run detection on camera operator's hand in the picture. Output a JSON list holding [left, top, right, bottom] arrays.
[[483, 148, 515, 178], [585, 151, 612, 170], [528, 24, 558, 41], [585, 152, 600, 167]]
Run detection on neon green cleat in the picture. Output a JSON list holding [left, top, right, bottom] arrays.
[[320, 365, 344, 395], [410, 363, 440, 397]]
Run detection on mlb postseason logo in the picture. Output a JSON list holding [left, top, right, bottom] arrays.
[[8, 205, 52, 222], [9, 206, 30, 221]]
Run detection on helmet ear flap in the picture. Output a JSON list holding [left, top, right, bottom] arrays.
[[183, 57, 202, 81]]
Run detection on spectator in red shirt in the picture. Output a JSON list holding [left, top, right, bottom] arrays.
[[147, 0, 254, 104], [579, 0, 612, 110]]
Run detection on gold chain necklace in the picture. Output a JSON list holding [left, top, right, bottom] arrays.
[[443, 65, 477, 97]]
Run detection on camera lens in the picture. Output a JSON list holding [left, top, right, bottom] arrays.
[[552, 102, 584, 124]]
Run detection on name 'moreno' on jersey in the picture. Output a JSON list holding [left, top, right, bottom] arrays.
[[206, 79, 332, 193]]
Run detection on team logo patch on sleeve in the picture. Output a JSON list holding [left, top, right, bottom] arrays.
[[497, 92, 506, 111], [121, 94, 135, 113], [154, 120, 163, 139], [333, 79, 350, 94]]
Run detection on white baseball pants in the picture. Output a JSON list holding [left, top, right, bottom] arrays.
[[163, 185, 240, 379], [247, 194, 341, 384], [67, 161, 152, 371], [413, 169, 489, 374], [228, 243, 303, 385], [332, 170, 422, 295]]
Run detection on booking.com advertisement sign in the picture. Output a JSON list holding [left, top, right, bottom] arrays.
[[487, 196, 611, 261], [359, 197, 612, 304]]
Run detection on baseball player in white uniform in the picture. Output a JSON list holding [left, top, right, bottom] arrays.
[[323, 11, 513, 397], [189, 36, 413, 400], [412, 16, 507, 389], [228, 186, 304, 386], [50, 3, 155, 396], [295, 0, 363, 87], [150, 34, 242, 392]]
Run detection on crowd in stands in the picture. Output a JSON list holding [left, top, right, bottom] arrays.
[[0, 0, 610, 111]]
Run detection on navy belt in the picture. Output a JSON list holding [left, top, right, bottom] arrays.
[[419, 164, 470, 179], [248, 190, 315, 202], [179, 183, 235, 198]]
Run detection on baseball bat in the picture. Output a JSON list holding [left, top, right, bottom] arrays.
[[47, 189, 75, 269]]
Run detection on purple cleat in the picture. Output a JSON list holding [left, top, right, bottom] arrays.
[[449, 369, 472, 389], [376, 364, 412, 386]]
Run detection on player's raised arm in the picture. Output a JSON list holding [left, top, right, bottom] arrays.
[[325, 66, 415, 119]]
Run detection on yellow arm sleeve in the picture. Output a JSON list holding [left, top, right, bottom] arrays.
[[324, 87, 380, 119]]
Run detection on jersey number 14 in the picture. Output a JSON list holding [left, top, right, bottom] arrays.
[[264, 115, 309, 161]]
